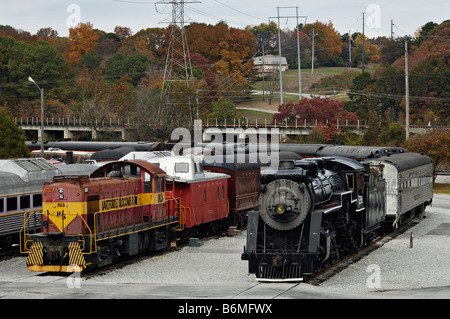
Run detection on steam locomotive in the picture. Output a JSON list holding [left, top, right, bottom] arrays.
[[242, 152, 433, 281]]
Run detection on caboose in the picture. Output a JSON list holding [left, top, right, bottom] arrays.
[[21, 160, 179, 272]]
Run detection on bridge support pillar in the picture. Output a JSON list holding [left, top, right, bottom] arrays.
[[91, 129, 98, 140], [64, 128, 74, 140]]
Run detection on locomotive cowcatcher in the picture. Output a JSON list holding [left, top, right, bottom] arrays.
[[21, 160, 179, 272]]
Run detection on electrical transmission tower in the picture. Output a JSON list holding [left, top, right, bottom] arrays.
[[157, 0, 200, 98]]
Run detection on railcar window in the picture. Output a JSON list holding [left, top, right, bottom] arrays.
[[7, 197, 17, 211], [204, 189, 206, 202], [222, 186, 225, 199], [20, 195, 31, 210], [33, 194, 42, 207], [0, 198, 3, 213], [175, 163, 189, 173]]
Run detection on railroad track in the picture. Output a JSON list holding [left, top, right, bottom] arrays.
[[306, 217, 423, 286]]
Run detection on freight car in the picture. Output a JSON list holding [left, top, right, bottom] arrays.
[[22, 160, 179, 272], [242, 152, 433, 281], [0, 158, 96, 249]]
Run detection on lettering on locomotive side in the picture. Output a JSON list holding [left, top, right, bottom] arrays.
[[100, 195, 138, 212]]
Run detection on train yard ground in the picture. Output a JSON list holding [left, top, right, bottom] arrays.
[[0, 193, 449, 299]]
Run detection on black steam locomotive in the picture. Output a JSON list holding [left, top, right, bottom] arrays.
[[242, 153, 433, 281]]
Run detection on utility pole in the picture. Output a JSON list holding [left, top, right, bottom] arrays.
[[405, 40, 410, 139], [296, 6, 302, 100], [311, 28, 316, 74], [269, 8, 307, 104], [277, 7, 284, 105], [349, 30, 352, 67], [362, 12, 365, 73], [262, 44, 266, 101], [390, 20, 394, 39]]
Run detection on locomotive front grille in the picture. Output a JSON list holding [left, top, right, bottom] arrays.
[[256, 263, 303, 282]]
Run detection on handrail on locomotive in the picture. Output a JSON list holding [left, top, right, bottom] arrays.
[[20, 198, 182, 256]]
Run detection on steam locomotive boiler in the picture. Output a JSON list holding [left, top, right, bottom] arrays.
[[242, 156, 386, 281]]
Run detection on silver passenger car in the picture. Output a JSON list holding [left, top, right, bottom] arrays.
[[371, 153, 433, 226], [0, 158, 96, 249]]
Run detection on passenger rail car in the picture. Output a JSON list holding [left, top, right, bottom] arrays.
[[242, 152, 432, 281], [0, 158, 96, 249], [371, 152, 433, 226], [21, 160, 179, 272]]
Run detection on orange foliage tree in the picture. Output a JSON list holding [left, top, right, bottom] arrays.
[[65, 22, 100, 67], [302, 21, 342, 63], [402, 129, 450, 180]]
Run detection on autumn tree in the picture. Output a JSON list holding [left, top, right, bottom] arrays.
[[65, 22, 100, 67], [352, 33, 381, 66], [302, 21, 342, 65], [119, 27, 165, 60], [274, 98, 358, 143], [402, 129, 450, 180], [114, 26, 132, 42]]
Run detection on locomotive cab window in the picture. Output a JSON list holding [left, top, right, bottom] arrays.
[[156, 178, 164, 193], [124, 165, 140, 177], [144, 173, 152, 193], [346, 173, 355, 191]]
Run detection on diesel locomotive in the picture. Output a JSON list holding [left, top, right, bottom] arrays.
[[22, 160, 179, 272]]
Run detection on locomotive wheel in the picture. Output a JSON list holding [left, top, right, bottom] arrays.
[[259, 179, 311, 231]]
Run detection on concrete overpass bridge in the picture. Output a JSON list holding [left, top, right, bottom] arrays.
[[15, 116, 447, 142]]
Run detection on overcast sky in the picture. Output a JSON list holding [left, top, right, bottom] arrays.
[[1, 0, 448, 38]]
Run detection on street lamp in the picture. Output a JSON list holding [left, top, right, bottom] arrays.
[[28, 76, 44, 158]]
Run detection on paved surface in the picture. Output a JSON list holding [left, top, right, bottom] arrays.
[[0, 195, 449, 300]]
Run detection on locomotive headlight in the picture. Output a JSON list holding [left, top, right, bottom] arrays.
[[59, 194, 64, 199], [275, 204, 286, 215]]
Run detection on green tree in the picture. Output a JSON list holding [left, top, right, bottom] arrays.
[[379, 122, 406, 146], [0, 107, 30, 159], [207, 97, 238, 122], [104, 53, 150, 85]]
